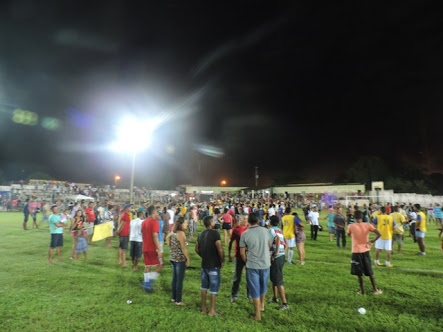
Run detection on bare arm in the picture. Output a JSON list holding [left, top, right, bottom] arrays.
[[228, 238, 234, 261], [367, 229, 381, 249], [215, 240, 224, 268], [166, 232, 172, 246], [195, 241, 200, 256], [177, 231, 190, 267], [116, 220, 125, 234], [240, 247, 247, 263], [152, 232, 162, 258], [272, 236, 280, 261], [70, 218, 78, 232]]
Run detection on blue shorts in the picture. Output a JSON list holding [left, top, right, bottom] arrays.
[[200, 268, 221, 294], [246, 268, 270, 299], [416, 231, 426, 238]]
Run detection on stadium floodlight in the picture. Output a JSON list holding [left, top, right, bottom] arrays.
[[110, 118, 153, 153], [110, 117, 160, 204]]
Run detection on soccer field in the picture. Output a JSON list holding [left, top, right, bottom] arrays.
[[1, 211, 442, 332]]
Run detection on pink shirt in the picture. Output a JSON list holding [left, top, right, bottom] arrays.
[[347, 223, 377, 253]]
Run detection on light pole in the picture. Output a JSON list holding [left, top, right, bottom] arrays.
[[129, 152, 136, 204], [110, 118, 155, 205]]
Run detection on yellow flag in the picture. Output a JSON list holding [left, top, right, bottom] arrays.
[[92, 222, 113, 242]]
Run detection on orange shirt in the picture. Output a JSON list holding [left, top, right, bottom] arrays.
[[347, 222, 377, 253]]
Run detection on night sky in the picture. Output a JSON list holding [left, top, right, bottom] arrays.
[[1, 1, 443, 188]]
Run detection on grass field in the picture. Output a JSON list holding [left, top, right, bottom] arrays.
[[1, 211, 442, 332]]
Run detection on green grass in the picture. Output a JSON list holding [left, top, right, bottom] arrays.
[[1, 211, 442, 332]]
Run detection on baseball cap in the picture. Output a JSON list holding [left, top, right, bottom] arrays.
[[123, 204, 133, 209]]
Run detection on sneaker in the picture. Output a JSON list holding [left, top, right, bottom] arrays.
[[373, 289, 383, 295], [420, 252, 426, 256], [230, 297, 238, 304], [386, 264, 394, 268], [141, 282, 152, 293], [300, 261, 305, 266], [268, 297, 279, 304], [376, 263, 384, 266], [278, 304, 290, 310]]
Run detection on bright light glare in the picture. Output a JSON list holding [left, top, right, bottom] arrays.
[[110, 118, 154, 153]]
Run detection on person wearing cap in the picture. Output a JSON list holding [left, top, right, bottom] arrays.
[[117, 204, 132, 268], [48, 205, 67, 264]]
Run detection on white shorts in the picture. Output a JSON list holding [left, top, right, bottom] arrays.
[[416, 231, 426, 238], [285, 238, 296, 248], [375, 239, 392, 251]]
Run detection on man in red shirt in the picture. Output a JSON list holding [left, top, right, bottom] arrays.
[[141, 205, 163, 292], [228, 212, 250, 303], [85, 202, 96, 244], [117, 204, 132, 268]]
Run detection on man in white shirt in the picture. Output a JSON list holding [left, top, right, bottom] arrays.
[[129, 211, 145, 271], [308, 207, 320, 240], [268, 204, 276, 217], [96, 201, 106, 223], [167, 204, 176, 233]]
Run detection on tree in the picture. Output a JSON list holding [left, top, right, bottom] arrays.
[[342, 156, 390, 187]]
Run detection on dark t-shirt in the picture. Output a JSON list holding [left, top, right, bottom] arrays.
[[334, 214, 346, 229], [197, 229, 221, 269]]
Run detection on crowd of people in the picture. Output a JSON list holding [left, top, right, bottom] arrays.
[[20, 195, 443, 321]]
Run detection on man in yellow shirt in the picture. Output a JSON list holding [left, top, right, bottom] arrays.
[[373, 206, 396, 267], [371, 204, 381, 223], [413, 204, 427, 255], [281, 207, 296, 264], [391, 206, 406, 254], [179, 204, 187, 218]]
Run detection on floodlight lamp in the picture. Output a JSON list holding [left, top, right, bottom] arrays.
[[110, 118, 153, 153]]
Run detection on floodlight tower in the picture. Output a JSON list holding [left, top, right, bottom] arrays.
[[111, 118, 154, 204]]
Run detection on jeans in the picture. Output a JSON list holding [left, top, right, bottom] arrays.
[[171, 261, 186, 302], [246, 268, 270, 299], [311, 225, 319, 240], [336, 228, 346, 248], [201, 267, 221, 294], [231, 258, 250, 299]]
